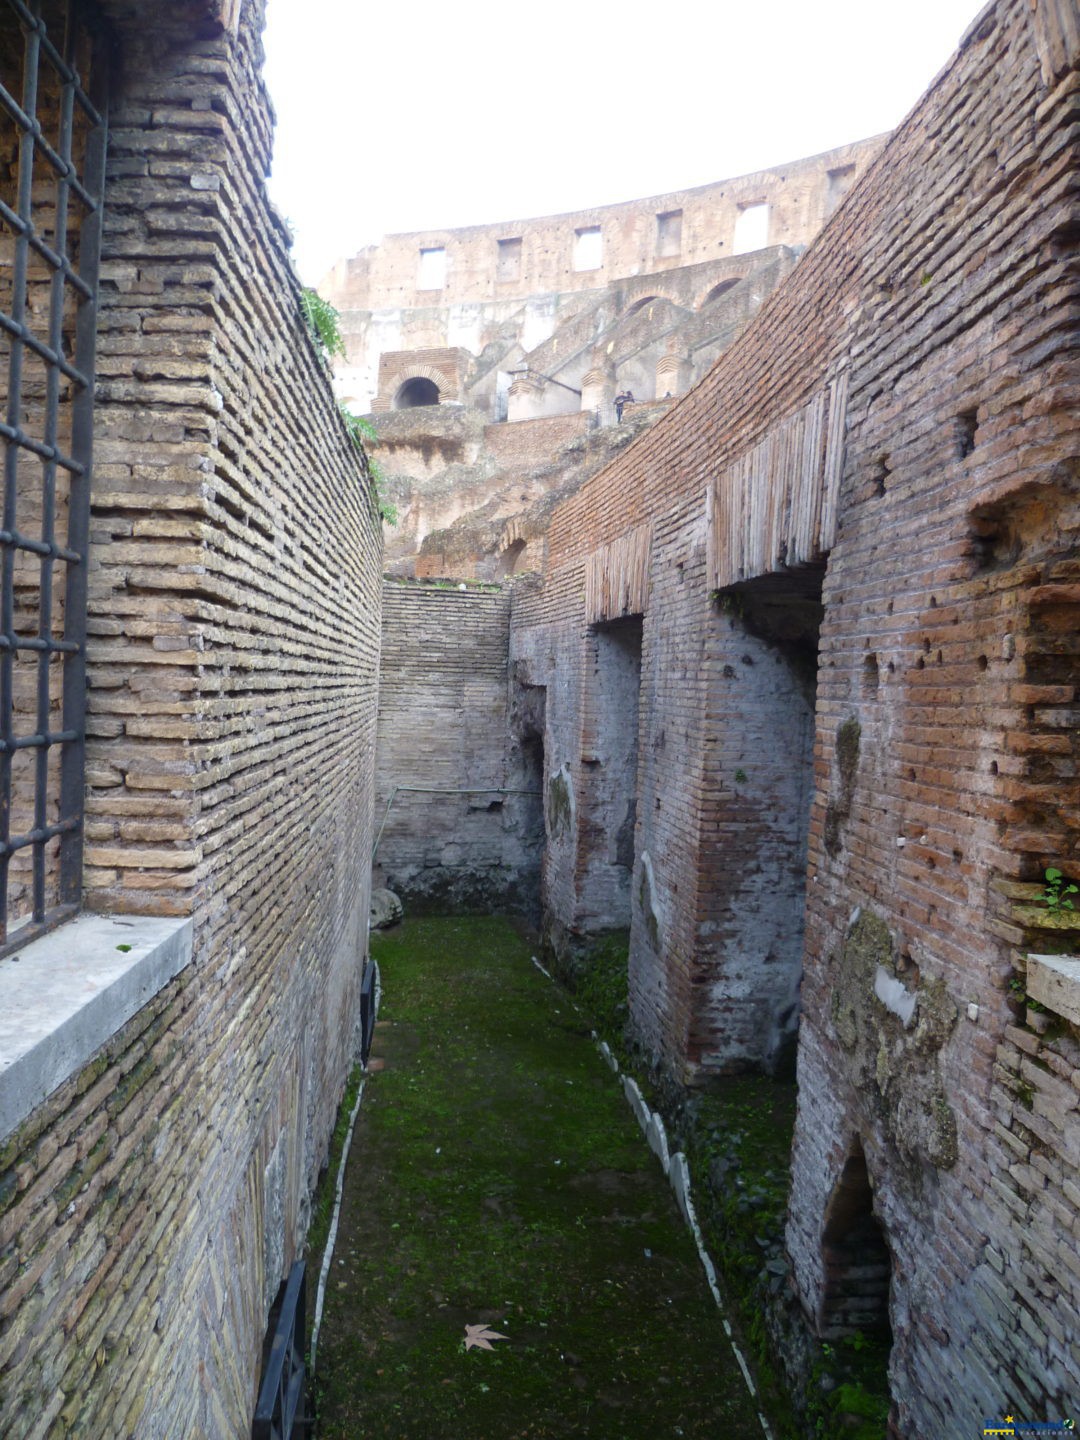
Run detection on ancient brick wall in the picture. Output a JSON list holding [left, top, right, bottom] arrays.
[[377, 410, 588, 579], [374, 581, 543, 917], [482, 412, 590, 470], [373, 345, 470, 410], [501, 578, 574, 958], [0, 2, 383, 1435], [403, 411, 670, 584], [786, 1, 1080, 1427], [509, 0, 1080, 1428]]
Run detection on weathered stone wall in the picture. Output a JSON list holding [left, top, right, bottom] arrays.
[[0, 1, 383, 1435], [403, 408, 666, 583], [481, 412, 591, 472], [324, 138, 884, 312], [374, 581, 543, 917], [331, 162, 831, 582], [322, 140, 885, 417], [508, 0, 1080, 1429]]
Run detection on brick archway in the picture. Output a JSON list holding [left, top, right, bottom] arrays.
[[819, 1138, 893, 1341], [391, 363, 450, 409], [697, 275, 746, 309], [622, 292, 679, 318]]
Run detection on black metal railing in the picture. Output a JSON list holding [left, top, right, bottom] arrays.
[[0, 0, 108, 952], [253, 1260, 310, 1440]]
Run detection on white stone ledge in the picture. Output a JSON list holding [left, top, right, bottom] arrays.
[[1027, 952, 1080, 1028], [0, 912, 194, 1144]]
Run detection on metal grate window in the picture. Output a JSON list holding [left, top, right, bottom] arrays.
[[0, 0, 108, 953]]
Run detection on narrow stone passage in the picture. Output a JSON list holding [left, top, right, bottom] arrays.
[[312, 917, 767, 1439]]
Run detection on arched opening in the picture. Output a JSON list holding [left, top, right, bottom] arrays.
[[820, 1140, 893, 1341], [625, 295, 663, 318], [495, 539, 527, 578], [394, 377, 440, 409], [700, 278, 741, 308]]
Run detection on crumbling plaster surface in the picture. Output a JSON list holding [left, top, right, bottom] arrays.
[[575, 619, 645, 934], [831, 908, 960, 1174], [691, 613, 818, 1078]]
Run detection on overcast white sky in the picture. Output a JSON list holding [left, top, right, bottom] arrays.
[[263, 0, 984, 285]]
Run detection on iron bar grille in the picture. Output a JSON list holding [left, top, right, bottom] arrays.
[[0, 0, 108, 954], [253, 1261, 309, 1440]]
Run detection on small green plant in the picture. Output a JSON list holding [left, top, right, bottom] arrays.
[[714, 591, 745, 618], [734, 768, 748, 784], [1007, 974, 1048, 1016], [300, 287, 345, 362], [339, 409, 377, 449], [337, 404, 398, 525], [830, 1379, 890, 1423], [298, 289, 396, 524], [1044, 867, 1078, 912]]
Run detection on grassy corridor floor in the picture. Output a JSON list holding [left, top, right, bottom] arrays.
[[313, 917, 766, 1439]]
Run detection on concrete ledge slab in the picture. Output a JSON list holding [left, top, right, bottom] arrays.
[[646, 1112, 671, 1175], [1027, 952, 1080, 1028], [0, 913, 194, 1143]]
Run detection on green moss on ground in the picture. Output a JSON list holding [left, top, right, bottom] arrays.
[[568, 930, 631, 1049], [312, 916, 767, 1439], [307, 1062, 366, 1267], [556, 931, 889, 1439]]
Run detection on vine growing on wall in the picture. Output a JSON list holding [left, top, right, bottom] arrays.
[[339, 406, 398, 526], [300, 287, 397, 525]]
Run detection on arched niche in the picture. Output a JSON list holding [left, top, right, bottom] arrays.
[[495, 538, 527, 578], [699, 277, 743, 309], [819, 1138, 893, 1341], [624, 294, 664, 317], [394, 376, 440, 409]]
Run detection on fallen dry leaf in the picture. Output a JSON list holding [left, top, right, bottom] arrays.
[[463, 1323, 509, 1352]]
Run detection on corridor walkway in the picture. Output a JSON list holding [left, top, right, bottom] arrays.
[[312, 916, 769, 1439]]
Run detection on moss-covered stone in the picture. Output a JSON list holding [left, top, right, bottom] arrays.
[[824, 717, 861, 857], [833, 907, 959, 1180], [312, 916, 768, 1440], [546, 763, 574, 839], [836, 716, 861, 791]]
